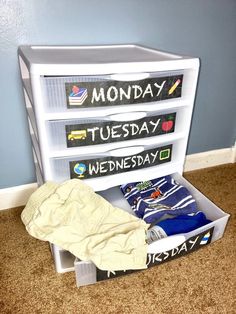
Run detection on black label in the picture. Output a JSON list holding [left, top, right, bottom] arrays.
[[69, 144, 172, 180], [66, 113, 176, 148], [96, 227, 214, 281], [65, 75, 183, 108]]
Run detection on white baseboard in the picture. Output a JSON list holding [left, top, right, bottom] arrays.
[[0, 146, 235, 211], [184, 146, 235, 172], [0, 183, 38, 211]]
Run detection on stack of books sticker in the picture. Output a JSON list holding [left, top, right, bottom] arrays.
[[69, 85, 88, 106]]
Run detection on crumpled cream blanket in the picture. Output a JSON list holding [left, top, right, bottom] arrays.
[[21, 179, 149, 271]]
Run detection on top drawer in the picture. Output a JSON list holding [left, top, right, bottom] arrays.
[[41, 71, 184, 113]]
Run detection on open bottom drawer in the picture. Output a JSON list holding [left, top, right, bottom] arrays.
[[99, 173, 229, 243], [51, 173, 230, 286]]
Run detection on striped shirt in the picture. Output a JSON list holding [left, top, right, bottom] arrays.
[[120, 175, 198, 224]]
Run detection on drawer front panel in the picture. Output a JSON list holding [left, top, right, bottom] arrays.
[[48, 112, 176, 150], [42, 72, 183, 111], [66, 112, 176, 147], [65, 75, 183, 109], [51, 143, 172, 182], [69, 144, 172, 180]]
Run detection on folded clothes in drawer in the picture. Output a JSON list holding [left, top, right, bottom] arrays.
[[47, 111, 177, 150], [41, 71, 184, 112], [99, 173, 229, 244], [120, 175, 199, 224]]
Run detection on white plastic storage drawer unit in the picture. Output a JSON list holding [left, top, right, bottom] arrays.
[[18, 45, 229, 282]]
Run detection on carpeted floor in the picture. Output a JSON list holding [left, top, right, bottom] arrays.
[[0, 164, 235, 314]]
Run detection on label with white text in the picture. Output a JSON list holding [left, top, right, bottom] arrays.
[[96, 227, 214, 281], [69, 144, 172, 179], [65, 75, 183, 108], [65, 113, 176, 147]]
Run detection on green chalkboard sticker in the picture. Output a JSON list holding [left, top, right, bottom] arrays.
[[160, 148, 171, 160]]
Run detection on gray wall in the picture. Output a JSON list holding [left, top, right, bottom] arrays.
[[0, 0, 235, 189]]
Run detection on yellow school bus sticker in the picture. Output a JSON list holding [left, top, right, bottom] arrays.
[[68, 130, 87, 141]]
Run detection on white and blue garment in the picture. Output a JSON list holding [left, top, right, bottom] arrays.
[[146, 211, 212, 243], [120, 175, 198, 224]]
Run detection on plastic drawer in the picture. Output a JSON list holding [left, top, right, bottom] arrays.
[[76, 173, 229, 286], [46, 110, 179, 152], [48, 141, 183, 189], [99, 173, 230, 243], [49, 173, 229, 281], [41, 70, 184, 113]]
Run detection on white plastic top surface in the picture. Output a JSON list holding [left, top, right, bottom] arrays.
[[19, 44, 185, 65]]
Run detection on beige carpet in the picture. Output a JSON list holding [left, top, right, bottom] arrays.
[[0, 164, 235, 314]]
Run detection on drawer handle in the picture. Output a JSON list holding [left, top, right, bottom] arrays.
[[109, 146, 144, 157], [147, 235, 186, 254], [107, 111, 147, 122], [110, 73, 150, 82]]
